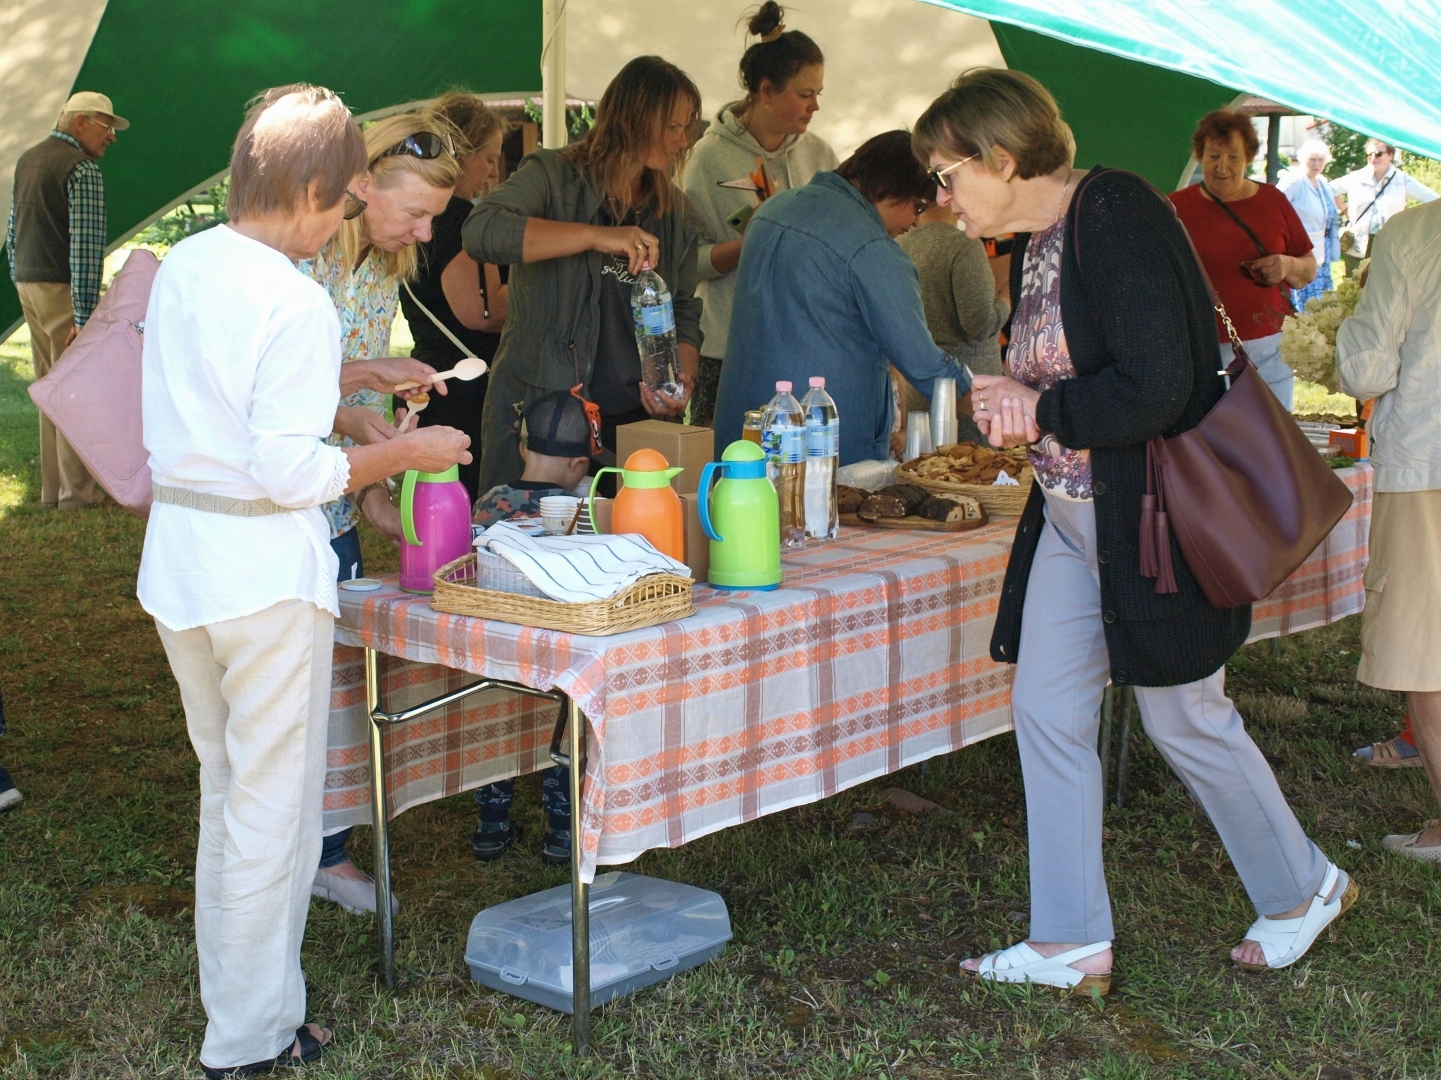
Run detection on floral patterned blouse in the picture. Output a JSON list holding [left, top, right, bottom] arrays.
[[300, 242, 400, 537], [1007, 218, 1092, 501]]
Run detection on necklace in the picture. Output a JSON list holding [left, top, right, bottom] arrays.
[[1055, 170, 1076, 224]]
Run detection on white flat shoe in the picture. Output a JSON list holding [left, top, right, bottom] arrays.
[[969, 939, 1112, 995], [1237, 862, 1357, 971], [312, 867, 400, 917], [1382, 830, 1441, 864]]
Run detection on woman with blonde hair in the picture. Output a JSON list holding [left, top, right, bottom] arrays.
[[302, 108, 463, 914], [463, 55, 704, 496], [400, 92, 512, 501], [914, 67, 1353, 993]]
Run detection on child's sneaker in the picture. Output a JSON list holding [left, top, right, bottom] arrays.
[[471, 820, 521, 862], [540, 826, 571, 867], [0, 766, 21, 813], [1354, 734, 1423, 768]]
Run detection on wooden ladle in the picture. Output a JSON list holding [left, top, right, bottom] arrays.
[[394, 355, 488, 392]]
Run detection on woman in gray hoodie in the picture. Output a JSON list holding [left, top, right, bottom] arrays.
[[683, 2, 838, 426]]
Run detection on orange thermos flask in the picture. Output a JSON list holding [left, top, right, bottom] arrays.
[[588, 449, 685, 560]]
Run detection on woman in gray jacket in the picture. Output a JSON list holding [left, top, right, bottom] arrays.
[[463, 56, 703, 492], [683, 2, 838, 425]]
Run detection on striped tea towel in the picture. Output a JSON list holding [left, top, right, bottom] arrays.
[[478, 521, 690, 602]]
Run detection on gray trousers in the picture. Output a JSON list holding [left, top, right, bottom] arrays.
[[1011, 491, 1326, 943]]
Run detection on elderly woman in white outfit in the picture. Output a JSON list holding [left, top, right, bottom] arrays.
[[136, 85, 470, 1077]]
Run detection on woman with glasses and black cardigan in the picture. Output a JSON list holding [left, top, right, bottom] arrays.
[[914, 68, 1353, 995], [462, 55, 704, 495]]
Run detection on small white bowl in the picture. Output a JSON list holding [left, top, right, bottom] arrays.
[[339, 577, 383, 593]]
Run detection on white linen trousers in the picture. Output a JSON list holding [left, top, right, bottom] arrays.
[[156, 599, 333, 1068], [1010, 489, 1326, 943]]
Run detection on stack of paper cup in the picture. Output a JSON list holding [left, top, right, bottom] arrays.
[[539, 495, 581, 535], [905, 412, 934, 461], [930, 378, 958, 449]]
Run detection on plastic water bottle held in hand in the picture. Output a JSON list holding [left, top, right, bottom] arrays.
[[801, 376, 839, 541], [761, 381, 806, 551], [631, 267, 682, 398]]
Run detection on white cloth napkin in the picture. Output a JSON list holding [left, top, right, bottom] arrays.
[[477, 521, 690, 602]]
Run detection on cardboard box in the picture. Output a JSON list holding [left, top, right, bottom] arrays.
[[679, 493, 709, 584], [1328, 428, 1367, 459], [616, 420, 714, 495]]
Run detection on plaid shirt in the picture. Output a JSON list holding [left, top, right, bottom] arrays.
[[5, 130, 106, 325]]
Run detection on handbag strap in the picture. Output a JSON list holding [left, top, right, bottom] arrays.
[[402, 279, 480, 360], [1351, 169, 1397, 232]]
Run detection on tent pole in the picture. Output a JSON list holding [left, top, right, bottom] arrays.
[[1266, 114, 1281, 185], [541, 0, 568, 149]]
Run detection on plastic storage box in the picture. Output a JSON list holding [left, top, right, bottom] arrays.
[[464, 872, 732, 1013]]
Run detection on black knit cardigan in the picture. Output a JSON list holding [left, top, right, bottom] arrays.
[[990, 168, 1251, 687]]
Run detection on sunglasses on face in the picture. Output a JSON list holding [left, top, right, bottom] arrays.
[[928, 153, 979, 196], [1367, 149, 1391, 159], [376, 131, 456, 162], [342, 189, 367, 220]]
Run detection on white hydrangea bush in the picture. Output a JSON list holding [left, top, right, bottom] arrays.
[[1280, 272, 1364, 394]]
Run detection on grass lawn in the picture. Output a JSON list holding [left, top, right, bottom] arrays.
[[1, 328, 1439, 1079]]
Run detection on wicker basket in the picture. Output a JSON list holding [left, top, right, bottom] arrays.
[[430, 553, 695, 636], [897, 462, 1035, 516]]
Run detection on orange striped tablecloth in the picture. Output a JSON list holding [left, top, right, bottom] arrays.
[[324, 463, 1371, 882]]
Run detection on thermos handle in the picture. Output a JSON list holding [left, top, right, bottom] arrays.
[[587, 467, 621, 534], [697, 461, 724, 542], [400, 470, 421, 546]]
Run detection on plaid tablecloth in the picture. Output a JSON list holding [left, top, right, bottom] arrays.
[[326, 463, 1372, 881]]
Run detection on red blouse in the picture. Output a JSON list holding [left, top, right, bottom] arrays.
[[1170, 182, 1313, 341]]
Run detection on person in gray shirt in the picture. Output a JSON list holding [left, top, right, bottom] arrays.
[[897, 203, 1008, 444]]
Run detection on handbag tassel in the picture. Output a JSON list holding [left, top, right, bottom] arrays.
[[1141, 441, 1178, 594]]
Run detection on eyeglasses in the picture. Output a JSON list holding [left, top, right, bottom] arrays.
[[928, 154, 978, 196], [1367, 149, 1391, 159], [82, 115, 116, 137], [342, 189, 367, 220], [376, 131, 456, 163]]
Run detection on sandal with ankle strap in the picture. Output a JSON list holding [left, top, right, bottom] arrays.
[[1235, 862, 1358, 971], [200, 1024, 332, 1078], [968, 939, 1112, 995]]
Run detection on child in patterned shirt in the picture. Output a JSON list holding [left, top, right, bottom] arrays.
[[472, 389, 599, 864]]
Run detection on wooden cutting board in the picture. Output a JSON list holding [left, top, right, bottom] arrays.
[[840, 507, 990, 533]]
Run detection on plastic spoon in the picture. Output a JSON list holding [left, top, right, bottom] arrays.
[[396, 393, 429, 434], [393, 355, 488, 392]]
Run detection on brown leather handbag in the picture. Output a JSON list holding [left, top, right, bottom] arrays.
[[1139, 230, 1353, 609]]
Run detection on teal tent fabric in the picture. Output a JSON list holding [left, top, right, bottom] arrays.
[[991, 24, 1236, 190], [1, 0, 541, 335], [927, 0, 1441, 161]]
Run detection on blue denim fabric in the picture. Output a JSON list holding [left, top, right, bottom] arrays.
[[474, 766, 570, 827], [715, 171, 972, 464], [319, 529, 364, 870]]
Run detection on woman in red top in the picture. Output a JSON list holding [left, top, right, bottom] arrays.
[[1171, 110, 1316, 410]]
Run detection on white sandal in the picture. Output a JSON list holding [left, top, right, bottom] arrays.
[[969, 939, 1112, 995], [1236, 862, 1358, 971]]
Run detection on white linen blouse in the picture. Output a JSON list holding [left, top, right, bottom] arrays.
[[137, 224, 351, 631]]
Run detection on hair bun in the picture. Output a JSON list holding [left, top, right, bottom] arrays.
[[747, 1, 785, 38]]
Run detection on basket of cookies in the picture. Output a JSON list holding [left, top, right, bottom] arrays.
[[898, 442, 1034, 516]]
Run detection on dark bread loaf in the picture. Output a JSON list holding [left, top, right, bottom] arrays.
[[837, 485, 867, 514]]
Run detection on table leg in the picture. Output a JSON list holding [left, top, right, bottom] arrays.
[[568, 695, 591, 1055], [365, 648, 397, 987]]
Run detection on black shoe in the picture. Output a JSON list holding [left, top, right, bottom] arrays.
[[540, 827, 572, 867], [471, 820, 521, 862]]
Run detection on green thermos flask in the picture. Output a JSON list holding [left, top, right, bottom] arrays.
[[698, 440, 782, 590]]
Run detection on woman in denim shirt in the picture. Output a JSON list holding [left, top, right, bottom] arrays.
[[714, 130, 971, 464]]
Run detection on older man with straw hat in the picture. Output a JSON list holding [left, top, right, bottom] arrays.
[[6, 91, 130, 509]]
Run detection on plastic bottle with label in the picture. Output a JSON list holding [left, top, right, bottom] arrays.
[[801, 376, 839, 541], [761, 381, 806, 551], [631, 267, 682, 398]]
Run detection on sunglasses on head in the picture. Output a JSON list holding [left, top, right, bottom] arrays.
[[376, 131, 456, 162]]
